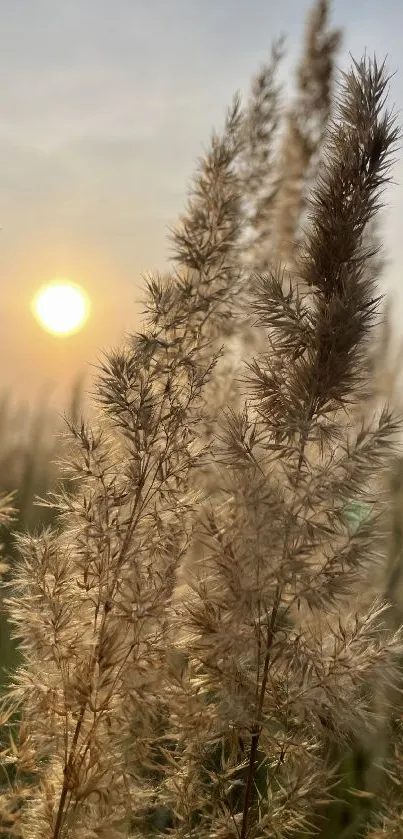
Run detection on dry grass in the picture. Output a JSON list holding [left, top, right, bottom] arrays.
[[0, 3, 402, 838]]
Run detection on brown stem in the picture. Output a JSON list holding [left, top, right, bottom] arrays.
[[52, 709, 85, 839], [240, 408, 315, 839], [240, 593, 280, 839]]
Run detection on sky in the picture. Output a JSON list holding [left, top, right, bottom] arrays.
[[1, 0, 403, 411]]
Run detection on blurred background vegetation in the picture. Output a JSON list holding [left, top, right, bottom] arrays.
[[0, 379, 83, 692]]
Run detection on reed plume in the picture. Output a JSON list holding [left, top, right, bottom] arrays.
[[0, 10, 401, 839]]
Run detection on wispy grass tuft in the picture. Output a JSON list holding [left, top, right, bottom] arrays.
[[0, 6, 401, 839]]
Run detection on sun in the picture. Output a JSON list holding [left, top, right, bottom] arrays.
[[32, 281, 90, 337]]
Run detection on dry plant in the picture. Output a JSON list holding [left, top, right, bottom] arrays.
[[242, 0, 341, 275], [0, 6, 402, 839], [272, 0, 341, 266], [0, 382, 86, 695], [343, 306, 403, 833], [364, 713, 403, 837], [224, 0, 342, 423]]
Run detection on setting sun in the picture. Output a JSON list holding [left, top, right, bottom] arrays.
[[32, 281, 90, 337]]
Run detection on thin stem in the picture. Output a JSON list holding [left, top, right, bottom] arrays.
[[240, 409, 314, 839], [52, 710, 85, 839], [240, 589, 281, 839]]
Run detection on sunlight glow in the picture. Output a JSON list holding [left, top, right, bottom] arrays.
[[32, 281, 90, 337]]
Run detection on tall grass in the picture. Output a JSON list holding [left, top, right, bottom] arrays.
[[0, 3, 403, 837], [0, 380, 84, 690]]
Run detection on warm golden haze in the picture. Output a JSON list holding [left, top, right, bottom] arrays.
[[32, 280, 90, 336]]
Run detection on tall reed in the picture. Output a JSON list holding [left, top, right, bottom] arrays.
[[0, 6, 402, 838]]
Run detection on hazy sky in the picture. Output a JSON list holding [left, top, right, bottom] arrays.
[[2, 0, 403, 409]]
